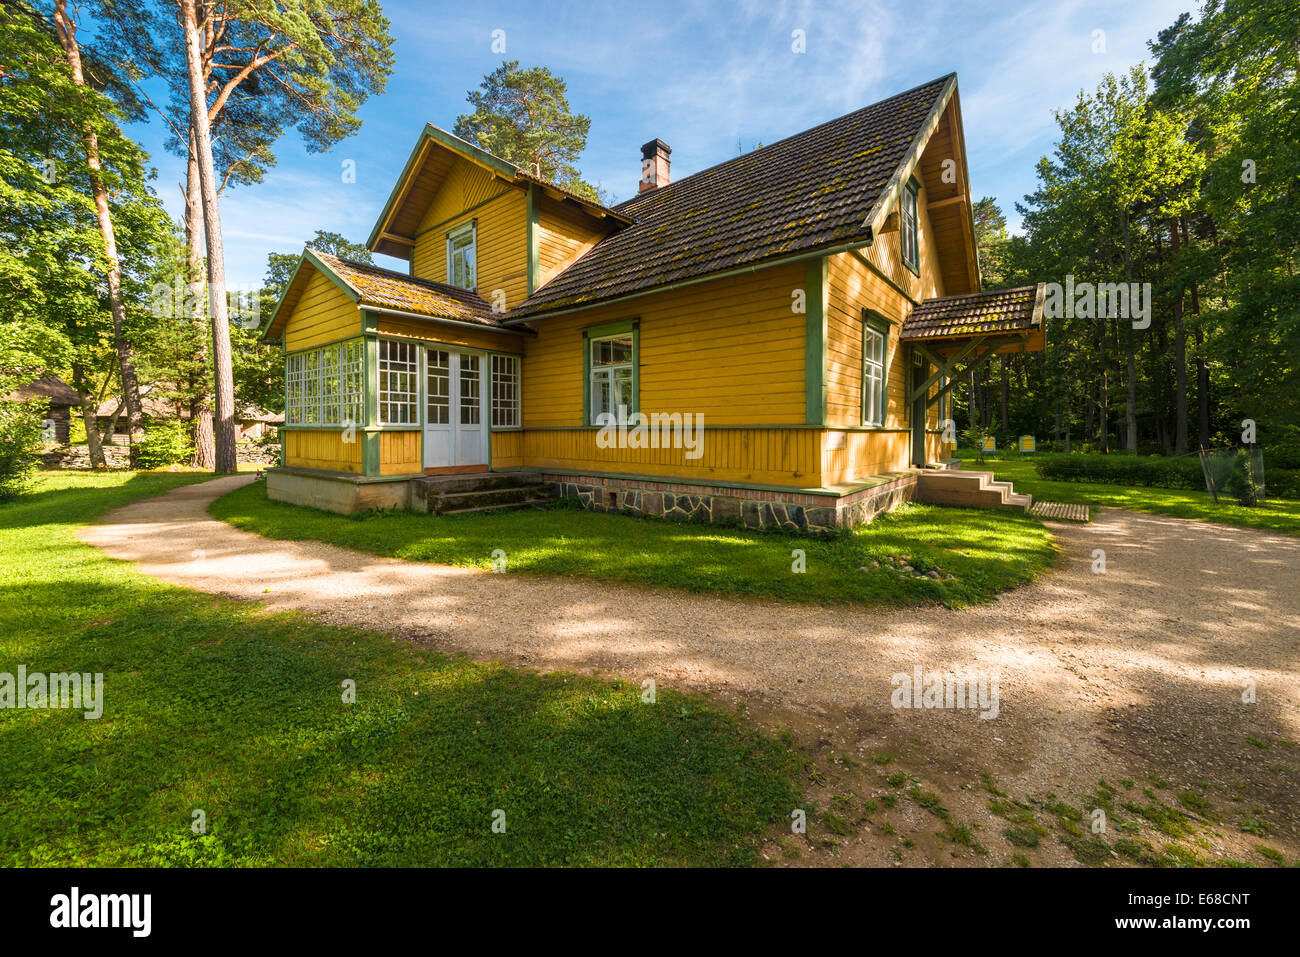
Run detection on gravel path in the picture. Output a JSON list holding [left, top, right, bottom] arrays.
[[80, 475, 1300, 844]]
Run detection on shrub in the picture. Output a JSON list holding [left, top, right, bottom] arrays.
[[1033, 452, 1298, 501], [1221, 450, 1260, 507], [1264, 425, 1300, 470], [1263, 467, 1300, 500], [135, 420, 194, 469], [1034, 454, 1206, 489], [0, 399, 47, 501], [961, 427, 988, 463]]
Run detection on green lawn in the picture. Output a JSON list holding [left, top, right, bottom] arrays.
[[0, 471, 801, 866], [959, 454, 1300, 535], [210, 482, 1058, 609]]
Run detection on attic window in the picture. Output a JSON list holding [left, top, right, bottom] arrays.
[[447, 222, 476, 290], [900, 178, 920, 276]]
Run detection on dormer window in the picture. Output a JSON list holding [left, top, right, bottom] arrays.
[[447, 222, 476, 289], [900, 177, 920, 275]]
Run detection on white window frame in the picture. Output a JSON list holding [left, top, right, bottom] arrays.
[[446, 221, 477, 290], [862, 322, 887, 428], [491, 354, 520, 428], [377, 339, 419, 425], [900, 178, 920, 275], [284, 339, 363, 427], [588, 332, 635, 425]]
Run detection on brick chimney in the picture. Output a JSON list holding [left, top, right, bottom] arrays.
[[639, 139, 671, 193]]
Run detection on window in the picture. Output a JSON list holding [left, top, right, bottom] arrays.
[[447, 222, 476, 290], [459, 354, 481, 425], [426, 349, 450, 425], [908, 350, 929, 424], [285, 340, 363, 426], [491, 355, 520, 428], [589, 332, 635, 423], [862, 323, 886, 427], [900, 178, 920, 275], [378, 339, 418, 425]]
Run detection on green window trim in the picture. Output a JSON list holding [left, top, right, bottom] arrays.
[[901, 176, 921, 277], [804, 258, 828, 426], [582, 318, 639, 425], [446, 220, 477, 290], [526, 185, 540, 295], [861, 309, 889, 428]]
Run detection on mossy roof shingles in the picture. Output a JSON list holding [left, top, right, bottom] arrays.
[[510, 74, 954, 318], [900, 285, 1042, 341], [311, 250, 504, 327]]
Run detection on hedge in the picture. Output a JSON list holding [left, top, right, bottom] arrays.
[[1033, 453, 1299, 500]]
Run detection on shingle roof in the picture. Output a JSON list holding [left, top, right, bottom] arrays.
[[310, 250, 505, 328], [900, 285, 1044, 341], [509, 74, 955, 318], [7, 376, 79, 405]]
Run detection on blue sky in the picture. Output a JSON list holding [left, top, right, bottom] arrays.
[[122, 0, 1196, 289]]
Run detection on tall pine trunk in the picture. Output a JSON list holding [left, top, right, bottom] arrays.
[[52, 0, 144, 466], [1182, 219, 1209, 448], [1122, 208, 1137, 452], [1172, 219, 1188, 454], [185, 131, 216, 469], [181, 0, 237, 474]]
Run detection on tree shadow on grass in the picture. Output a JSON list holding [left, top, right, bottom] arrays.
[[0, 578, 801, 867]]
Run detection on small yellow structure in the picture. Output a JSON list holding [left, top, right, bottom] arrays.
[[263, 74, 1045, 528]]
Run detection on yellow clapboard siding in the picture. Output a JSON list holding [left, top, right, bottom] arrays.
[[284, 429, 362, 473], [380, 430, 421, 475], [284, 269, 361, 351], [411, 156, 528, 311], [523, 426, 820, 487], [521, 263, 806, 430], [537, 195, 615, 284], [375, 314, 524, 353], [821, 430, 952, 485], [491, 430, 524, 468]]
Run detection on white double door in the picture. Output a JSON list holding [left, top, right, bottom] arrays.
[[423, 347, 489, 469]]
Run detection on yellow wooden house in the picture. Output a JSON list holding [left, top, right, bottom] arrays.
[[263, 73, 1044, 529]]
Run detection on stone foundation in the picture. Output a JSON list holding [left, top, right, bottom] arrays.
[[542, 471, 918, 534]]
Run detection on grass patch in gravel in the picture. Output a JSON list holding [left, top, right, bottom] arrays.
[[0, 472, 801, 866], [211, 481, 1056, 609]]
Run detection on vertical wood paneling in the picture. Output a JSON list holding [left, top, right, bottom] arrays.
[[380, 430, 421, 475], [522, 426, 819, 487], [284, 429, 363, 472]]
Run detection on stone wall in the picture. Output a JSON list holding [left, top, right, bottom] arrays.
[[40, 445, 131, 469], [38, 442, 279, 469], [544, 471, 918, 534]]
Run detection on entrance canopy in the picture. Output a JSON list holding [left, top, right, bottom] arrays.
[[900, 283, 1046, 408]]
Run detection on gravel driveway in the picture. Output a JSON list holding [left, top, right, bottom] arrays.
[[80, 474, 1300, 862]]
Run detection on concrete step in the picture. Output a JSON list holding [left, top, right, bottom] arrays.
[[916, 468, 1031, 513], [436, 497, 553, 516], [429, 482, 551, 515], [412, 470, 539, 494]]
